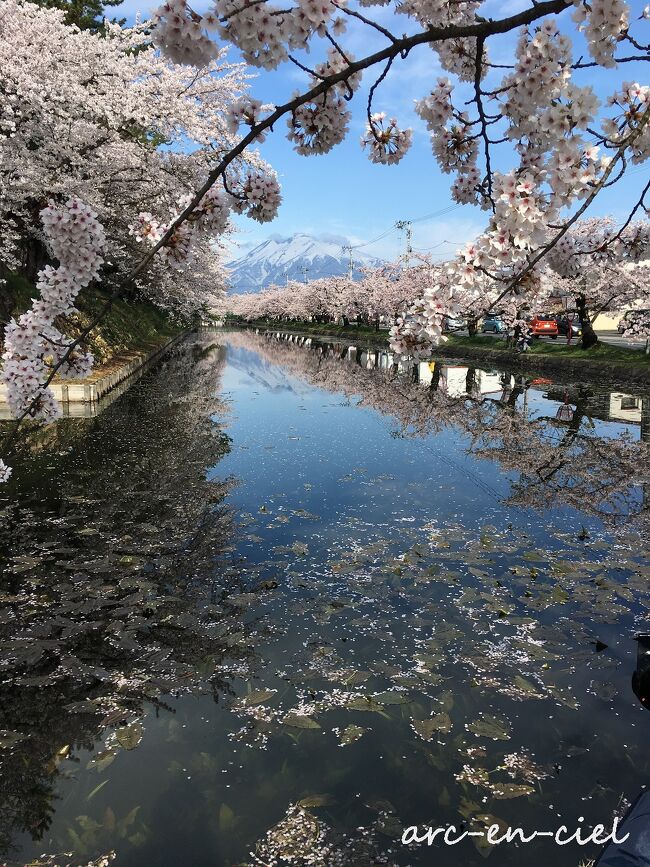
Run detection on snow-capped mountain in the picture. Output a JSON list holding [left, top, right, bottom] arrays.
[[226, 233, 383, 292]]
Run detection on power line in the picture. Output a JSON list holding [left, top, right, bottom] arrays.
[[410, 204, 462, 224], [413, 238, 467, 252], [349, 226, 398, 251], [349, 203, 464, 251]]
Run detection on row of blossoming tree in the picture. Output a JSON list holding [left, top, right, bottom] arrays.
[[226, 225, 650, 344], [226, 258, 433, 327], [2, 0, 650, 480]]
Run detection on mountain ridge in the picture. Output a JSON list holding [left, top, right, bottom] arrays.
[[226, 233, 383, 293]]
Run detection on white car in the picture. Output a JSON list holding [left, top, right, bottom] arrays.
[[443, 316, 467, 332]]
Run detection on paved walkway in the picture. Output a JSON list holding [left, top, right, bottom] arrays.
[[596, 330, 648, 350], [472, 329, 648, 351]]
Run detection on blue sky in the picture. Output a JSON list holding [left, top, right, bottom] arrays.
[[117, 0, 649, 261]]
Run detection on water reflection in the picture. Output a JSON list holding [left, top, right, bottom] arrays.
[[2, 329, 650, 867], [254, 328, 650, 430], [0, 337, 261, 863], [232, 329, 650, 534]]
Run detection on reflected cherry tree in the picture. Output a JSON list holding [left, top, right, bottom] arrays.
[[0, 337, 260, 861], [225, 330, 650, 536]]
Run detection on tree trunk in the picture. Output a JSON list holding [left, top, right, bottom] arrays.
[[21, 236, 48, 284], [0, 266, 15, 341], [465, 367, 478, 396], [576, 294, 599, 349], [468, 317, 478, 337]]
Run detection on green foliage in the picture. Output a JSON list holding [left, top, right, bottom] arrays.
[[5, 271, 181, 364], [30, 0, 125, 32], [121, 123, 171, 149]]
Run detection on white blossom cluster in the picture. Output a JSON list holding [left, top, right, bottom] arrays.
[[605, 82, 650, 165], [497, 20, 606, 207], [231, 171, 283, 222], [573, 0, 630, 69], [432, 122, 479, 175], [361, 113, 413, 165], [0, 460, 11, 484], [389, 279, 458, 360], [389, 312, 442, 358], [287, 49, 362, 156], [212, 0, 338, 71], [547, 218, 650, 279], [130, 171, 280, 266], [416, 78, 483, 203], [0, 198, 105, 481], [395, 0, 484, 81], [288, 94, 351, 154], [502, 20, 574, 141], [152, 0, 221, 66], [451, 165, 483, 205], [618, 309, 650, 338], [226, 96, 275, 142], [415, 77, 454, 130]]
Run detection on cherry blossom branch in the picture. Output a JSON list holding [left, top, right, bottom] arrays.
[[131, 0, 574, 283], [366, 57, 394, 136], [472, 37, 495, 210], [0, 294, 115, 457], [333, 3, 397, 44], [573, 54, 650, 68], [490, 103, 650, 308]]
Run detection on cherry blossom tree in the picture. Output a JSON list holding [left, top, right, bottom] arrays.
[[544, 218, 650, 347], [0, 0, 278, 475], [0, 0, 273, 293], [226, 257, 431, 326]]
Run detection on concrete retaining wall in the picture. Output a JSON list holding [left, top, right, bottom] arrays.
[[0, 331, 189, 419]]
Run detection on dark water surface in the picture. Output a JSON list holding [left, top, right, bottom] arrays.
[[1, 329, 650, 867]]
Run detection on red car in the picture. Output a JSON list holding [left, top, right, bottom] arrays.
[[528, 314, 558, 338]]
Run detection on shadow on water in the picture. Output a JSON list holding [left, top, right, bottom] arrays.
[[0, 337, 265, 864], [1, 328, 650, 866]]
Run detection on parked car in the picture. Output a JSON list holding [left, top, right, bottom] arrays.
[[481, 315, 506, 333], [557, 315, 582, 337], [618, 310, 650, 333], [443, 315, 467, 333], [528, 313, 558, 338]]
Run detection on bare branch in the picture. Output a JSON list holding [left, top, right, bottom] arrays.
[[472, 36, 495, 210]]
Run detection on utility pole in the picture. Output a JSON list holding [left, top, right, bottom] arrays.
[[342, 245, 354, 280], [395, 220, 412, 269]]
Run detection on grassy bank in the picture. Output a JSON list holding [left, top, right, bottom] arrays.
[[443, 334, 650, 366], [5, 271, 183, 372], [232, 317, 390, 343]]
